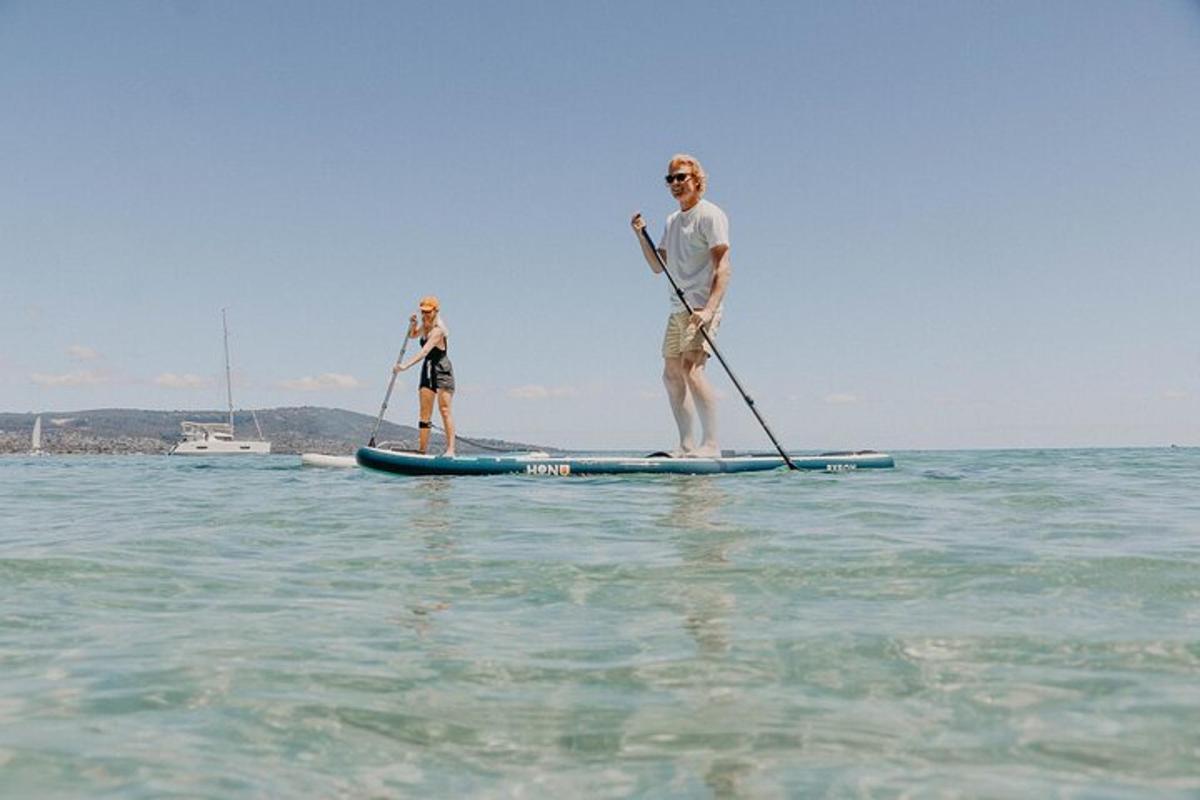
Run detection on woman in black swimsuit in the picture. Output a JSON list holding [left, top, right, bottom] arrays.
[[393, 295, 456, 456]]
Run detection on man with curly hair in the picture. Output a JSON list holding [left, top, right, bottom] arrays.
[[630, 153, 731, 457]]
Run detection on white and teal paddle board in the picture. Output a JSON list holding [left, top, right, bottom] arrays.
[[300, 453, 357, 468], [356, 446, 894, 477]]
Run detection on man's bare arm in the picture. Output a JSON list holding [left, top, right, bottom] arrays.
[[630, 213, 664, 274], [695, 244, 731, 324]]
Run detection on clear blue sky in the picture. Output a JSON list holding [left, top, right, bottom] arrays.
[[3, 1, 1198, 450]]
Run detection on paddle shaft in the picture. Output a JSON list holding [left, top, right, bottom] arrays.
[[367, 332, 412, 447], [640, 227, 798, 470]]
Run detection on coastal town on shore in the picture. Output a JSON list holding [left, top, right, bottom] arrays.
[[1, 429, 168, 455], [0, 428, 386, 456], [0, 406, 524, 456]]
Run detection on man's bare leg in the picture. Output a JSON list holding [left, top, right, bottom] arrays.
[[663, 356, 696, 454], [683, 352, 719, 457]]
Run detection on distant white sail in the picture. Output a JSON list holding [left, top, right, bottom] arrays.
[[168, 309, 271, 456], [31, 415, 42, 454]]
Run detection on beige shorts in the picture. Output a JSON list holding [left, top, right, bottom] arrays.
[[661, 309, 721, 359]]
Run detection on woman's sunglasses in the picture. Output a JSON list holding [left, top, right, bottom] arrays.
[[664, 173, 693, 185]]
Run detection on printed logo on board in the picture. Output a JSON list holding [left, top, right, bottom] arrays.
[[526, 463, 571, 476]]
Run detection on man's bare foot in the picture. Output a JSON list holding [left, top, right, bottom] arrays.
[[684, 445, 720, 458]]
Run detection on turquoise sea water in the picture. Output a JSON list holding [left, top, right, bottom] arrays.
[[2, 449, 1198, 798]]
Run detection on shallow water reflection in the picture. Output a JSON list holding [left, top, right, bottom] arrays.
[[2, 453, 1198, 797]]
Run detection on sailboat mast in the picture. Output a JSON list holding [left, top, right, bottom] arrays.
[[222, 308, 234, 431]]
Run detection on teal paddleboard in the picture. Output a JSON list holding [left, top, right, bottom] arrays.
[[356, 446, 894, 477]]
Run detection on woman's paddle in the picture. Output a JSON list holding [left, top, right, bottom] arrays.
[[640, 227, 798, 470], [367, 330, 412, 448]]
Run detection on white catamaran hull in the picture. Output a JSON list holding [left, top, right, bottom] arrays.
[[169, 438, 271, 455], [168, 309, 271, 456]]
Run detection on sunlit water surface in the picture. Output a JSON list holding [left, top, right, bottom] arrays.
[[2, 449, 1198, 797]]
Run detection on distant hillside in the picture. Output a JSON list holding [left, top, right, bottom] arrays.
[[0, 407, 547, 455]]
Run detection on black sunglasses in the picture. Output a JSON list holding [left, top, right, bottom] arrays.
[[664, 172, 693, 184]]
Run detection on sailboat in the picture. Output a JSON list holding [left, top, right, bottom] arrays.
[[168, 310, 271, 455], [31, 415, 43, 455]]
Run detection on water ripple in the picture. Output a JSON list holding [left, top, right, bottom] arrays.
[[1, 450, 1198, 796]]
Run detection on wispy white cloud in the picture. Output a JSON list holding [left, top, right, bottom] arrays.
[[508, 385, 550, 399], [508, 385, 548, 400], [507, 384, 579, 400], [66, 345, 101, 361], [280, 373, 362, 391], [155, 372, 207, 389], [824, 393, 861, 405], [1162, 389, 1188, 401], [31, 370, 107, 387]]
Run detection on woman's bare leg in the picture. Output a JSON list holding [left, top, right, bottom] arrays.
[[437, 390, 455, 456], [418, 387, 436, 453]]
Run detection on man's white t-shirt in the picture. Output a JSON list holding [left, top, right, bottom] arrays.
[[661, 198, 730, 312]]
